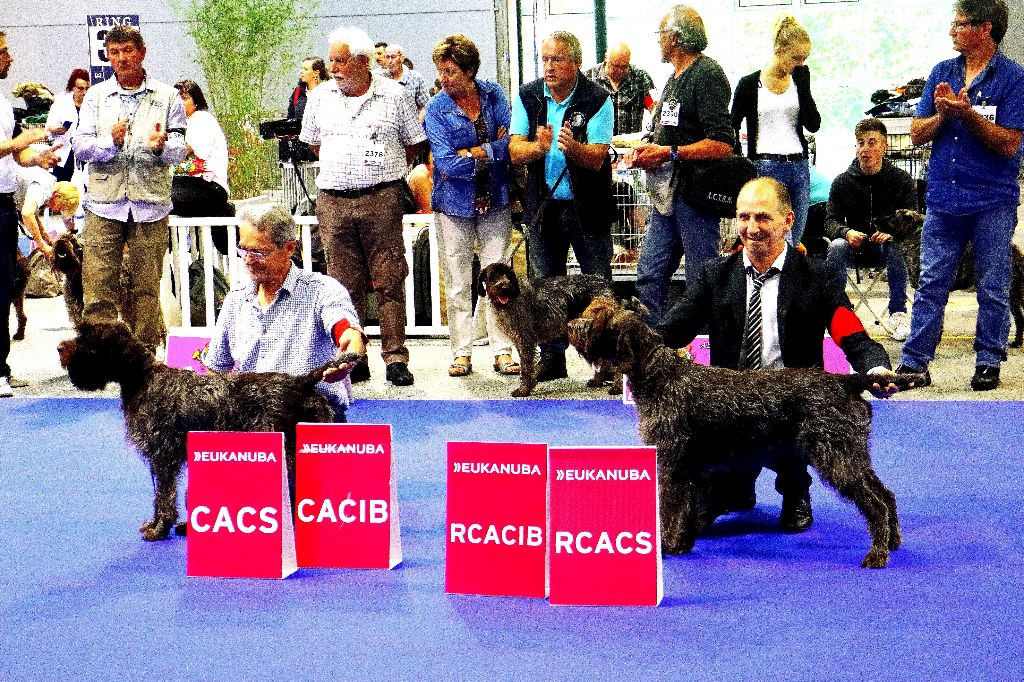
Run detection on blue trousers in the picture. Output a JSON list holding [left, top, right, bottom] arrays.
[[756, 157, 810, 247], [825, 238, 908, 314], [901, 204, 1017, 369]]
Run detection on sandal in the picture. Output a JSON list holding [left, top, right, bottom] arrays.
[[448, 357, 472, 377], [493, 354, 521, 375]]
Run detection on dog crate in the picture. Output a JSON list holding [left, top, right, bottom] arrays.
[[883, 117, 931, 182]]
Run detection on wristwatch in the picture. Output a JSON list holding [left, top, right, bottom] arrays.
[[669, 145, 679, 161]]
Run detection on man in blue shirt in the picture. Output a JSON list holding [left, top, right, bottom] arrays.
[[205, 204, 366, 422], [897, 0, 1024, 391], [509, 30, 614, 381]]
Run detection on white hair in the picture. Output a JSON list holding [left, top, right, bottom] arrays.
[[328, 26, 375, 60], [386, 44, 404, 55]]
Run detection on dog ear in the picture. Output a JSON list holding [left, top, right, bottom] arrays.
[[611, 311, 640, 373]]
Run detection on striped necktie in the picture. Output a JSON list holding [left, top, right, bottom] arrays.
[[743, 266, 780, 370]]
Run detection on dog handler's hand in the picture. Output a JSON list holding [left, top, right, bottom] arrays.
[[867, 367, 900, 398], [323, 327, 367, 383]]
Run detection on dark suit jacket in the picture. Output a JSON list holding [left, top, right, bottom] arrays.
[[659, 247, 890, 373]]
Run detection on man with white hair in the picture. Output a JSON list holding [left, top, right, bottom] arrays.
[[300, 26, 427, 386], [206, 204, 366, 422], [383, 44, 430, 114]]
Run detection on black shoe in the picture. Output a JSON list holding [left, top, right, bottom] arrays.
[[780, 493, 814, 533], [385, 361, 415, 386], [349, 361, 371, 384], [535, 353, 568, 382], [971, 365, 1000, 391], [896, 363, 931, 387]]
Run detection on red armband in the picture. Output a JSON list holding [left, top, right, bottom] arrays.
[[332, 319, 352, 346], [829, 307, 865, 346], [644, 94, 655, 110]]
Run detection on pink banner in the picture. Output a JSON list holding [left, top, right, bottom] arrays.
[[295, 423, 401, 570], [186, 431, 296, 579]]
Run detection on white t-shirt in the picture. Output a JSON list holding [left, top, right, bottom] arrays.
[[45, 91, 79, 168], [185, 109, 229, 191], [756, 83, 802, 156]]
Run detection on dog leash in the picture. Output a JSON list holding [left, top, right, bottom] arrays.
[[506, 165, 568, 264]]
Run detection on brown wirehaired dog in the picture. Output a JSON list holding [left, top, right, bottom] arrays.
[[880, 208, 1024, 347], [49, 232, 85, 327], [568, 298, 924, 568], [58, 321, 362, 541], [477, 262, 637, 397]]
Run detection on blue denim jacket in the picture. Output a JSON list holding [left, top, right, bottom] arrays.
[[424, 79, 511, 218]]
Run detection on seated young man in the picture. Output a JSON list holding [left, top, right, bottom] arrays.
[[823, 118, 917, 341]]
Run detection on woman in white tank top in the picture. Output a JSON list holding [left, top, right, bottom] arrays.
[[731, 14, 821, 247]]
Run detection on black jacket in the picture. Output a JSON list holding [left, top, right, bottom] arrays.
[[659, 247, 891, 373], [731, 66, 820, 158], [518, 75, 613, 234], [824, 158, 918, 240]]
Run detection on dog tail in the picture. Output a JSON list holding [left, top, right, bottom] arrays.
[[301, 352, 366, 385], [840, 370, 927, 395]]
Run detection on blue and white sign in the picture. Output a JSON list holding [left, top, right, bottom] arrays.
[[87, 15, 140, 84]]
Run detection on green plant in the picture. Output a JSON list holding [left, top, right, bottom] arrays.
[[175, 0, 316, 197]]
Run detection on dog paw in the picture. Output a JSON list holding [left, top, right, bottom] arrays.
[[140, 520, 172, 541], [607, 383, 623, 396], [173, 522, 188, 537], [586, 377, 604, 388], [139, 519, 156, 533], [511, 384, 533, 398], [13, 331, 25, 341], [860, 548, 889, 569]]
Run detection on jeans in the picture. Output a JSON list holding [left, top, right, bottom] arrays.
[[901, 205, 1017, 369], [636, 195, 720, 327], [0, 194, 16, 378], [82, 211, 169, 348], [435, 207, 514, 359], [825, 238, 908, 313], [527, 200, 612, 356], [755, 158, 809, 247], [527, 200, 612, 281]]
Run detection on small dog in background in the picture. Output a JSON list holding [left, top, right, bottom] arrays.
[[49, 232, 85, 326], [11, 250, 30, 340], [568, 298, 923, 568], [478, 262, 643, 397], [59, 321, 363, 541], [881, 209, 1024, 347]]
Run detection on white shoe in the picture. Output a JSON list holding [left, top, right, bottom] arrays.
[[887, 311, 910, 341], [0, 376, 13, 398]]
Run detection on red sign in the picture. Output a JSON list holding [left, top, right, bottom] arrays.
[[186, 431, 296, 579], [445, 442, 548, 598], [294, 423, 401, 569], [548, 446, 662, 606]]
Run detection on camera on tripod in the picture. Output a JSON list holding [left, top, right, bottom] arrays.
[[258, 118, 302, 140]]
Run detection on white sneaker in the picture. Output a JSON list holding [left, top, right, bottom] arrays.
[[0, 376, 13, 398], [887, 311, 910, 341]]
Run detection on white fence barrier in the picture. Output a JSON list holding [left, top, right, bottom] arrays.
[[165, 214, 446, 337]]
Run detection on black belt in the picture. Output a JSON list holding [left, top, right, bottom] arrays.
[[321, 179, 402, 199], [754, 153, 806, 162]]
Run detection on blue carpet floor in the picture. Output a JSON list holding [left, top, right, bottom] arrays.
[[1, 398, 1022, 681]]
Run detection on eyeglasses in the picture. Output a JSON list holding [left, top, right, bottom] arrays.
[[950, 20, 980, 30], [236, 245, 275, 261]]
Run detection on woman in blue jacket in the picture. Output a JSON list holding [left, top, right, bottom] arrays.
[[424, 34, 519, 378]]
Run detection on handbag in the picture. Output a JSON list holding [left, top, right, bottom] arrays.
[[681, 155, 757, 218]]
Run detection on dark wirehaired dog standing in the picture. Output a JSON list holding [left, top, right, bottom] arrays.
[[478, 262, 628, 397], [49, 231, 85, 326], [569, 299, 923, 568], [881, 208, 1024, 347], [59, 321, 360, 541]]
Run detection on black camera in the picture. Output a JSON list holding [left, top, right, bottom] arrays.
[[258, 118, 302, 140]]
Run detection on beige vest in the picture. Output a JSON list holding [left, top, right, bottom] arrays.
[[88, 80, 176, 205]]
